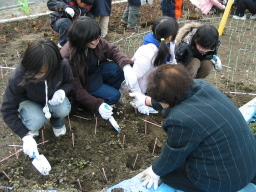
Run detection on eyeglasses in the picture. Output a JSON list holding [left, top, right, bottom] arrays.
[[90, 36, 101, 43], [196, 44, 215, 53]]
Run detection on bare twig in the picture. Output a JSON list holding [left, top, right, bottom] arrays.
[[13, 143, 18, 159], [145, 121, 147, 135], [122, 135, 125, 147], [72, 133, 75, 147], [77, 179, 82, 190], [2, 171, 11, 181], [152, 138, 158, 155], [73, 115, 90, 120], [140, 118, 161, 128]]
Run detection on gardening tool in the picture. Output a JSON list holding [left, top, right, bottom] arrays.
[[31, 153, 51, 175], [104, 104, 121, 132]]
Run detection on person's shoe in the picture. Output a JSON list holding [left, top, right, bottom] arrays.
[[28, 130, 39, 137], [233, 15, 246, 20], [125, 27, 138, 32], [57, 42, 63, 49], [119, 22, 127, 29], [250, 14, 256, 19], [52, 125, 66, 137]]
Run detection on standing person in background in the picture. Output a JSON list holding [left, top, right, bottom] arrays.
[[175, 22, 222, 79], [60, 16, 137, 120], [91, 0, 112, 38], [160, 0, 183, 19], [190, 0, 226, 15], [130, 16, 178, 115], [47, 0, 94, 48], [1, 39, 74, 159], [130, 64, 256, 192], [233, 0, 256, 20], [119, 0, 153, 32]]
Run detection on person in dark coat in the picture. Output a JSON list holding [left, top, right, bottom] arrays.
[[60, 16, 137, 119], [1, 39, 74, 159], [161, 0, 183, 18], [47, 0, 94, 48], [90, 0, 112, 38], [233, 0, 256, 20], [130, 64, 256, 192]]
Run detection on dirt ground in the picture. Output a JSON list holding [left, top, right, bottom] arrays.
[[0, 1, 256, 191]]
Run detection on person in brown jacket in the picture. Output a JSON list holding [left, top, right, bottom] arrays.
[[60, 16, 137, 120]]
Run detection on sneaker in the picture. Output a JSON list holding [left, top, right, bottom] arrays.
[[126, 27, 138, 32], [57, 42, 62, 49], [52, 125, 66, 137], [233, 15, 246, 20], [250, 14, 256, 19], [28, 130, 39, 137], [119, 22, 127, 29]]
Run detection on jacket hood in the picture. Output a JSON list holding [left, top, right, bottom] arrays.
[[176, 22, 202, 45], [143, 33, 160, 48]]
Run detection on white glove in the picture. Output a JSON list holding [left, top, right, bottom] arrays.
[[99, 103, 113, 119], [141, 166, 160, 190], [129, 92, 147, 108], [49, 89, 65, 105], [65, 7, 75, 17], [22, 135, 39, 158], [211, 55, 222, 72], [138, 105, 149, 115], [123, 64, 138, 89]]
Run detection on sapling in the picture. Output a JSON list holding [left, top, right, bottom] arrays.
[[122, 135, 125, 147], [68, 115, 71, 131], [72, 133, 75, 147], [102, 168, 108, 181], [2, 171, 11, 181], [140, 118, 161, 128], [13, 143, 18, 159], [42, 130, 45, 144], [152, 138, 158, 155], [77, 179, 82, 190], [95, 117, 98, 135], [145, 121, 147, 135]]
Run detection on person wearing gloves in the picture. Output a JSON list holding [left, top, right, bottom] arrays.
[[190, 0, 226, 15], [130, 64, 256, 192], [1, 39, 74, 159], [232, 0, 256, 20], [175, 22, 222, 79], [60, 16, 137, 120], [47, 0, 94, 48], [130, 16, 178, 115]]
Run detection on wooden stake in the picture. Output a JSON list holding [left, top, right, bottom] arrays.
[[152, 138, 158, 155], [94, 117, 97, 135], [77, 179, 82, 190], [72, 133, 75, 147], [122, 135, 125, 147], [145, 121, 147, 135], [68, 115, 72, 131], [41, 130, 45, 145], [2, 171, 11, 181], [133, 154, 139, 169], [102, 168, 108, 181]]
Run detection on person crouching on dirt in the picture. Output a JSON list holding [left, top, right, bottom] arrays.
[[47, 0, 94, 48], [130, 64, 256, 192], [175, 22, 222, 79], [129, 16, 179, 115], [1, 39, 74, 159], [60, 16, 137, 121]]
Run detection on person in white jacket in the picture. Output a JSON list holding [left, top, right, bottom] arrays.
[[130, 16, 178, 115]]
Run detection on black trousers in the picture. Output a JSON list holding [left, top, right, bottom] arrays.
[[160, 164, 204, 192], [235, 0, 256, 16]]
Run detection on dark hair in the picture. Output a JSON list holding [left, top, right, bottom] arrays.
[[152, 16, 178, 67], [20, 39, 62, 85], [193, 25, 219, 49], [68, 16, 101, 79], [80, 0, 94, 5], [147, 64, 193, 107]]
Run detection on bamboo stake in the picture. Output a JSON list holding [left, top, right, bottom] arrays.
[[152, 138, 158, 155], [133, 154, 139, 169], [68, 115, 71, 131], [72, 133, 75, 147], [95, 117, 97, 135], [77, 179, 82, 190], [2, 171, 11, 181], [102, 168, 108, 181]]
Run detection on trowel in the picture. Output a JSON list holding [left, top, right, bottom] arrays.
[[32, 153, 51, 175], [104, 104, 121, 132]]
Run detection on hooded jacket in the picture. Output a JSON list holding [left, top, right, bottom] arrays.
[[175, 22, 220, 66], [131, 32, 176, 94], [60, 38, 134, 113], [1, 59, 74, 138]]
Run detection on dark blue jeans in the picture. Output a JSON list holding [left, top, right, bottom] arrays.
[[89, 62, 124, 105], [52, 18, 72, 46]]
